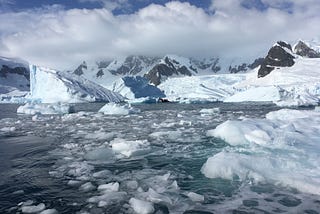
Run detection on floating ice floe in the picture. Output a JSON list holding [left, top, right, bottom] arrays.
[[21, 203, 46, 213], [110, 138, 150, 158], [129, 198, 154, 214], [203, 108, 320, 195], [98, 103, 140, 115], [17, 103, 73, 115]]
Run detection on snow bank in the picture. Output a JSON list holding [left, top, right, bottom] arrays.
[[203, 109, 320, 195], [98, 103, 140, 115], [17, 103, 73, 115], [29, 65, 124, 103]]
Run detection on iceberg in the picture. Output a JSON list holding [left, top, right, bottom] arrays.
[[29, 65, 124, 103]]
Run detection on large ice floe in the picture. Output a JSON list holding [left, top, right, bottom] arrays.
[[203, 108, 320, 195], [28, 65, 124, 103]]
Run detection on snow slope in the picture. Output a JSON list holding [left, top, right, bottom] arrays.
[[29, 65, 124, 103]]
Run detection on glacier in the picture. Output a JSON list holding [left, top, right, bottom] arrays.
[[28, 65, 124, 103]]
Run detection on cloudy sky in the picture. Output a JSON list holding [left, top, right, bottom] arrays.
[[0, 0, 320, 69]]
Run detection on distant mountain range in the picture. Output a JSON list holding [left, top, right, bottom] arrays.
[[71, 55, 264, 86], [1, 40, 320, 103]]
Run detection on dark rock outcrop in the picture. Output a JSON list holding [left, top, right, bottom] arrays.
[[110, 56, 159, 75], [0, 65, 29, 80], [96, 69, 104, 78], [294, 41, 320, 58], [144, 56, 193, 85], [229, 58, 264, 73], [258, 41, 295, 78], [74, 61, 87, 76]]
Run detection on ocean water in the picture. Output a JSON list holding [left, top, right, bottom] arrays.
[[0, 103, 319, 214]]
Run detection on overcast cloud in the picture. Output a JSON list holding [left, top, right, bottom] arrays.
[[0, 0, 320, 69]]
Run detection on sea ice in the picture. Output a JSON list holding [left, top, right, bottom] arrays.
[[203, 109, 320, 195], [110, 138, 149, 158], [39, 209, 58, 214], [97, 182, 119, 192], [129, 198, 154, 214], [79, 182, 96, 192], [17, 103, 73, 115], [98, 103, 140, 115], [21, 203, 46, 213], [186, 192, 205, 202]]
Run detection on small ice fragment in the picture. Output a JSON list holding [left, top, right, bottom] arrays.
[[92, 170, 112, 178], [79, 182, 96, 192], [22, 203, 45, 213], [129, 198, 154, 214], [126, 180, 138, 190], [40, 209, 58, 214], [12, 190, 24, 195], [187, 192, 205, 202], [98, 182, 119, 192], [67, 180, 82, 186]]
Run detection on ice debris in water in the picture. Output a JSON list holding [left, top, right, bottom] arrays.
[[98, 103, 140, 115], [203, 109, 320, 195], [129, 198, 154, 214], [97, 182, 119, 192], [40, 209, 58, 214], [21, 203, 46, 213], [17, 102, 73, 115], [110, 138, 150, 157]]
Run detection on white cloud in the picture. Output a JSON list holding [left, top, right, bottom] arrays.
[[0, 1, 320, 69]]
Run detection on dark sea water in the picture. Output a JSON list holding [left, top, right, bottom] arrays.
[[0, 103, 319, 214]]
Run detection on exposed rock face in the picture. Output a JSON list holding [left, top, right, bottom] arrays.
[[144, 56, 193, 85], [258, 41, 295, 78], [229, 58, 264, 73], [294, 41, 320, 58], [110, 56, 160, 75], [190, 58, 221, 73], [0, 65, 29, 80], [0, 57, 30, 92], [74, 61, 87, 76]]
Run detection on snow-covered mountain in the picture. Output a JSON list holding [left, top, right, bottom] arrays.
[[1, 39, 320, 106], [72, 55, 262, 86], [159, 40, 320, 106], [0, 56, 30, 102]]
